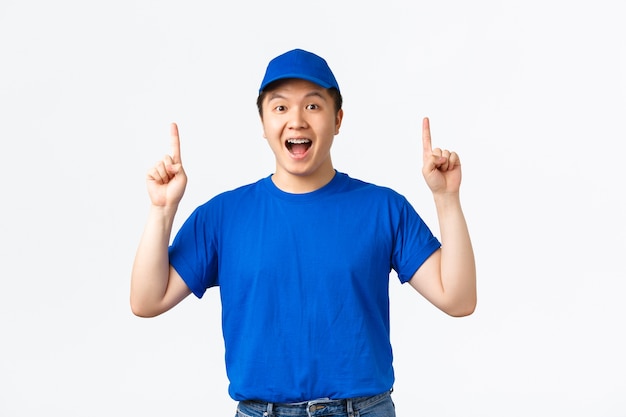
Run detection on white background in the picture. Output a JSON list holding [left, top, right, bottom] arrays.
[[1, 1, 625, 416]]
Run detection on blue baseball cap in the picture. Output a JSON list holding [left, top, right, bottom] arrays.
[[259, 49, 340, 93]]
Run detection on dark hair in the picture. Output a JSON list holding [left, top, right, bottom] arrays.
[[256, 79, 343, 118]]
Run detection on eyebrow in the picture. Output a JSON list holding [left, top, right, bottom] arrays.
[[267, 90, 328, 102]]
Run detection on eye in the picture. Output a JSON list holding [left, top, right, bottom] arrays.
[[274, 105, 287, 112], [306, 103, 319, 110]]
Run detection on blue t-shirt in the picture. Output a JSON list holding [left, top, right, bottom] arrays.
[[168, 171, 441, 403]]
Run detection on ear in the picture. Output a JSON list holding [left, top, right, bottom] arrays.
[[260, 114, 267, 139], [335, 109, 344, 135]]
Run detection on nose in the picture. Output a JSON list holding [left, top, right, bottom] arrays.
[[287, 108, 308, 129]]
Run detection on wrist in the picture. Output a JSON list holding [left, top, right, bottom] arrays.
[[148, 203, 179, 223], [433, 191, 460, 205]]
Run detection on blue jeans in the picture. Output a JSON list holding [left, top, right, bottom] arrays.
[[235, 390, 395, 417]]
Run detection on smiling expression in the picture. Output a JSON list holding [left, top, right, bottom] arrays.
[[261, 79, 343, 193]]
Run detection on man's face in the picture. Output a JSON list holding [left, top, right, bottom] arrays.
[[261, 79, 343, 192]]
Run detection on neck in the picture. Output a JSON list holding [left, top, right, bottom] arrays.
[[271, 168, 336, 194]]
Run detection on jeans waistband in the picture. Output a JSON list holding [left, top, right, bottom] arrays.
[[240, 390, 392, 417]]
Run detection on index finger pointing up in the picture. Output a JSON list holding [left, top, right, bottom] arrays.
[[422, 117, 432, 158], [170, 122, 182, 164]]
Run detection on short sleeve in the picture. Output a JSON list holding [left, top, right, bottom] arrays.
[[168, 204, 219, 298], [392, 198, 441, 283]]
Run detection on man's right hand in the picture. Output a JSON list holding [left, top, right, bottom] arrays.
[[146, 123, 187, 208]]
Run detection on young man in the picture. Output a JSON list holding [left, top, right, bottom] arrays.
[[131, 48, 476, 417]]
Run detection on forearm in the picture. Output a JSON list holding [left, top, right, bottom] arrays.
[[434, 192, 477, 316], [130, 205, 178, 316]]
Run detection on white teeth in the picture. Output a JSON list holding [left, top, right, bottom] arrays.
[[287, 138, 311, 144]]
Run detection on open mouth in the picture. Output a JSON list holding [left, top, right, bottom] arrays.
[[286, 138, 312, 155]]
